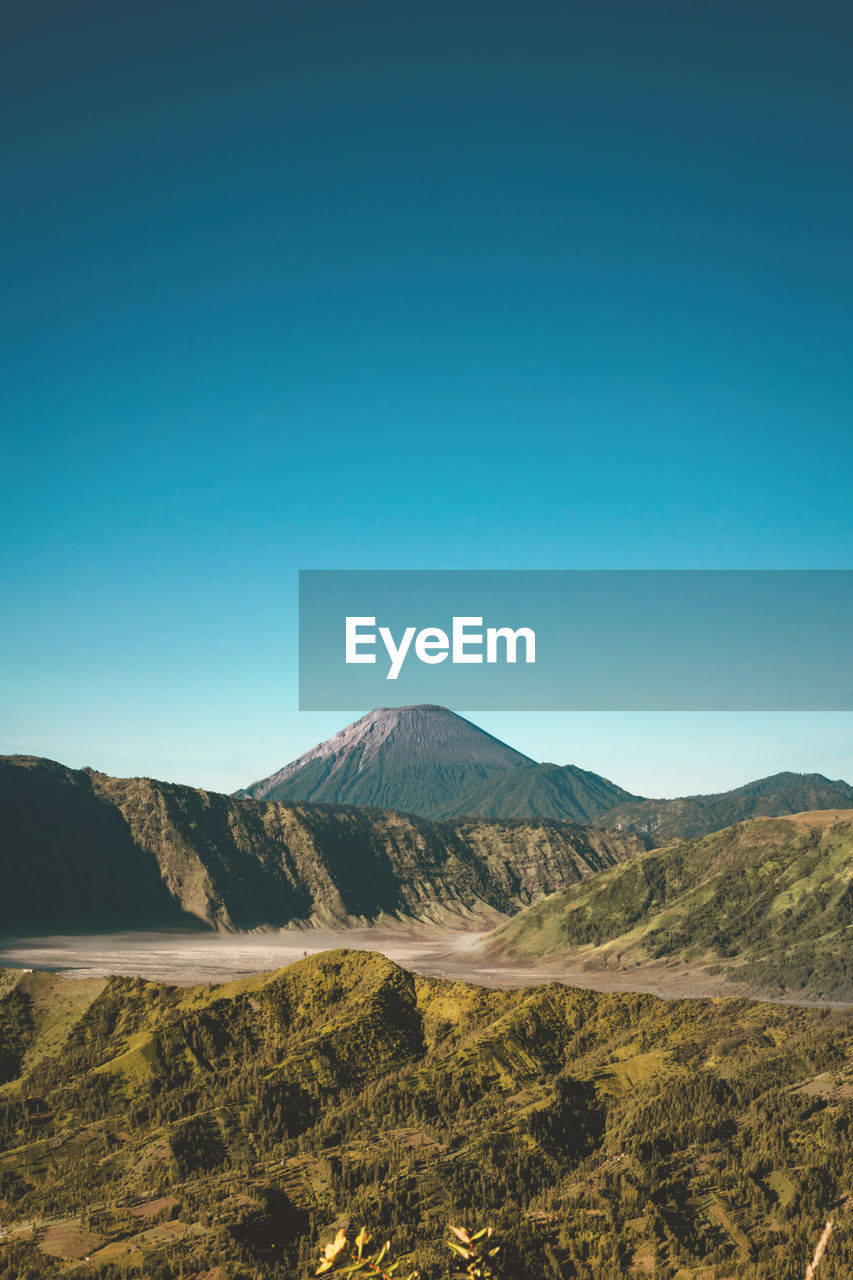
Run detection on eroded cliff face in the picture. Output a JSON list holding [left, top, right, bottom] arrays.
[[0, 756, 643, 932]]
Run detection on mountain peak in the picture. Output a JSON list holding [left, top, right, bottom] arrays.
[[318, 704, 533, 771], [239, 705, 533, 805]]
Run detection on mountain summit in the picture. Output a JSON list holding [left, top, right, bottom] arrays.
[[237, 704, 634, 821], [237, 704, 533, 813], [260, 704, 532, 780]]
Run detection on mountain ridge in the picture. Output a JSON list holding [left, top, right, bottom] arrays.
[[0, 754, 642, 934], [602, 770, 853, 842], [237, 704, 853, 841], [482, 808, 853, 1001]]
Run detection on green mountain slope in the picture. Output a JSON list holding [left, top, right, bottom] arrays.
[[0, 756, 642, 933], [436, 760, 639, 822], [485, 809, 853, 1000], [1, 950, 853, 1279], [600, 771, 853, 843]]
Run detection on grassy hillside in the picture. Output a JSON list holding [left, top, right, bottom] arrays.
[[600, 772, 853, 844], [1, 951, 853, 1278], [0, 757, 642, 933], [486, 810, 853, 1001]]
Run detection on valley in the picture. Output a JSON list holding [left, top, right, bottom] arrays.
[[0, 928, 498, 989], [0, 924, 837, 1007]]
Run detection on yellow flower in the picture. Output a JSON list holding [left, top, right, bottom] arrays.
[[316, 1227, 348, 1274]]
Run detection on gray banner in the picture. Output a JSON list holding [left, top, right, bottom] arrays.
[[299, 570, 853, 711]]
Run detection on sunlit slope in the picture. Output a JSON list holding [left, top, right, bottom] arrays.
[[486, 810, 853, 1000], [2, 951, 853, 1277], [0, 968, 107, 1085]]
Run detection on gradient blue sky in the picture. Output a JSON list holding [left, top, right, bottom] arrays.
[[2, 0, 852, 796]]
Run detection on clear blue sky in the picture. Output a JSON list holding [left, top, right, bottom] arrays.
[[2, 0, 852, 796]]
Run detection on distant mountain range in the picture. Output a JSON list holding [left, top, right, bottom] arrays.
[[4, 707, 852, 946], [239, 704, 853, 843], [0, 756, 641, 933], [484, 808, 853, 1001], [600, 773, 853, 844]]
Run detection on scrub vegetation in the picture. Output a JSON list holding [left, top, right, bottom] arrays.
[[1, 951, 852, 1279], [487, 811, 853, 1002]]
